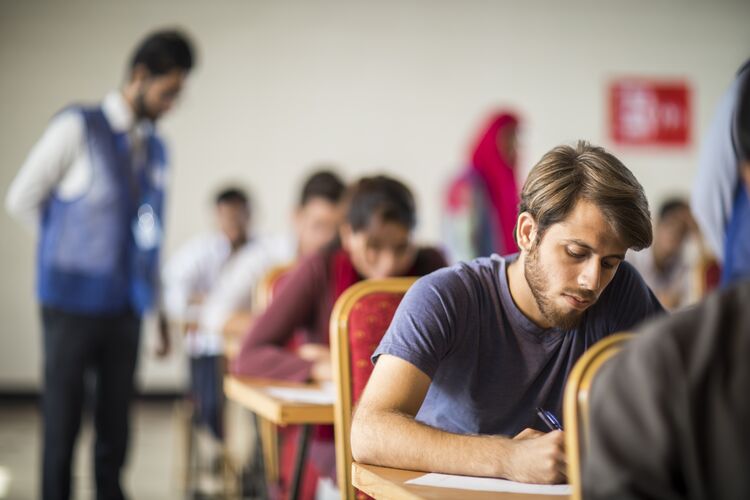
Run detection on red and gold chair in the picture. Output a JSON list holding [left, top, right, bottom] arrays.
[[563, 332, 634, 500], [330, 277, 417, 500], [253, 263, 294, 486]]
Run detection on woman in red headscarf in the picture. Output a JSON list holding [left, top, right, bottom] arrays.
[[443, 112, 520, 262]]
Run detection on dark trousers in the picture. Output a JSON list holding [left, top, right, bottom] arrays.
[[188, 355, 224, 440], [41, 307, 141, 500]]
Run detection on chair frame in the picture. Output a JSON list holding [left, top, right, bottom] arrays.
[[563, 332, 633, 500], [245, 263, 294, 488], [255, 263, 294, 311], [330, 277, 417, 500]]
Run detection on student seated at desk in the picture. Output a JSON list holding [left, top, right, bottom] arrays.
[[351, 142, 664, 484], [199, 169, 346, 343], [232, 174, 447, 498]]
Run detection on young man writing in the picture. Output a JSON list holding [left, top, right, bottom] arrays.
[[351, 141, 664, 484]]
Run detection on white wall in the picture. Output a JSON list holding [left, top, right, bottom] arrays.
[[1, 0, 748, 390]]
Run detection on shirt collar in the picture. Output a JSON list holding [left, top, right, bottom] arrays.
[[102, 91, 154, 135]]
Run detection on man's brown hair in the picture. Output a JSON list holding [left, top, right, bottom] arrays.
[[517, 141, 652, 250]]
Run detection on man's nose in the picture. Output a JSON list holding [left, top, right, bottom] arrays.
[[578, 260, 601, 291]]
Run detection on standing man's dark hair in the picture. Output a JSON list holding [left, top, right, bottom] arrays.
[[5, 28, 197, 500], [129, 30, 195, 76], [124, 29, 195, 122]]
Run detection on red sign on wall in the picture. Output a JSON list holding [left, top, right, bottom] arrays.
[[609, 79, 691, 146]]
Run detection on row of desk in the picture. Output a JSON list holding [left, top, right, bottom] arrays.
[[224, 375, 568, 500]]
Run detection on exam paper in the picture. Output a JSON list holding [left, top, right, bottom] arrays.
[[264, 382, 335, 405], [406, 473, 571, 496]]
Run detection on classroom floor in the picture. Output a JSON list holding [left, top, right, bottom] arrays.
[[0, 399, 186, 500]]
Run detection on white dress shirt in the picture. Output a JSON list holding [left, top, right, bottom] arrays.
[[162, 232, 240, 356], [198, 233, 297, 337], [163, 232, 297, 357], [5, 91, 152, 226]]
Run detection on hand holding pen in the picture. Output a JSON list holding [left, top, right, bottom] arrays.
[[536, 407, 564, 431]]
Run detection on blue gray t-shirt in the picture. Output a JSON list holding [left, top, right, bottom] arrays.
[[372, 254, 663, 436]]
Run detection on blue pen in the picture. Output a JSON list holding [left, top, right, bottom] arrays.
[[535, 407, 563, 431]]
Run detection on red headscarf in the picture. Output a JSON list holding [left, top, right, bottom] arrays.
[[470, 112, 520, 254]]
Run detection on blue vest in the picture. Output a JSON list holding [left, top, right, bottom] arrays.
[[37, 106, 167, 316], [722, 183, 750, 286]]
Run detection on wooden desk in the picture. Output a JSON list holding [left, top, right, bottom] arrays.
[[224, 376, 334, 499], [224, 376, 334, 424], [352, 463, 570, 500]]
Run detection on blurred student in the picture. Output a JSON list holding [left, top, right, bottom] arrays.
[[198, 170, 346, 342], [443, 111, 520, 262], [626, 198, 699, 310], [4, 30, 195, 500], [162, 187, 251, 446], [692, 59, 750, 286], [232, 175, 447, 499], [351, 142, 663, 485], [584, 280, 750, 500]]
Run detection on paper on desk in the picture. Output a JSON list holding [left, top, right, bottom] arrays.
[[406, 473, 571, 495], [264, 382, 335, 405]]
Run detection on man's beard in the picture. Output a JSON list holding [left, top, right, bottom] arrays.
[[523, 245, 590, 330]]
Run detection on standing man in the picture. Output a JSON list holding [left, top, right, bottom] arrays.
[[5, 30, 195, 500], [692, 60, 750, 286]]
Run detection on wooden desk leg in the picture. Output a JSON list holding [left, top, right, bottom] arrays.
[[248, 413, 269, 500], [259, 417, 279, 485], [289, 424, 312, 500]]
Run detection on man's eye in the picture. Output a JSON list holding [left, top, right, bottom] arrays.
[[566, 249, 585, 259]]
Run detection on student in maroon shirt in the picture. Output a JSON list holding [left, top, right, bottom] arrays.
[[231, 174, 446, 498]]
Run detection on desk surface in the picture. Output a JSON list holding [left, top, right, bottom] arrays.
[[223, 375, 334, 425], [352, 463, 570, 500]]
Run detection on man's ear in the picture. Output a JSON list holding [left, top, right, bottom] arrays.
[[339, 224, 353, 251], [129, 63, 150, 85], [516, 212, 537, 252]]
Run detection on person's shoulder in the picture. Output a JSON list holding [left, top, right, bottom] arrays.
[[175, 232, 226, 257], [236, 233, 294, 259], [41, 106, 86, 141], [413, 254, 502, 298]]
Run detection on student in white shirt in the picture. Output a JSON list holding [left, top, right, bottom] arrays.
[[163, 187, 251, 441], [200, 170, 347, 341]]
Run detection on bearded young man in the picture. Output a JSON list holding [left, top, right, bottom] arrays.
[[6, 30, 195, 500], [350, 141, 664, 484]]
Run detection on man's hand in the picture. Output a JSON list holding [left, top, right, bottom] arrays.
[[501, 429, 567, 484], [156, 312, 171, 358], [297, 343, 332, 381]]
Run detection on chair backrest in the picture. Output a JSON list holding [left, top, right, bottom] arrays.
[[330, 277, 417, 500], [255, 263, 294, 311], [563, 332, 634, 500]]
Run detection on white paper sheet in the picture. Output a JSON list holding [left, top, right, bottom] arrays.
[[406, 473, 571, 496], [264, 382, 335, 405]]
